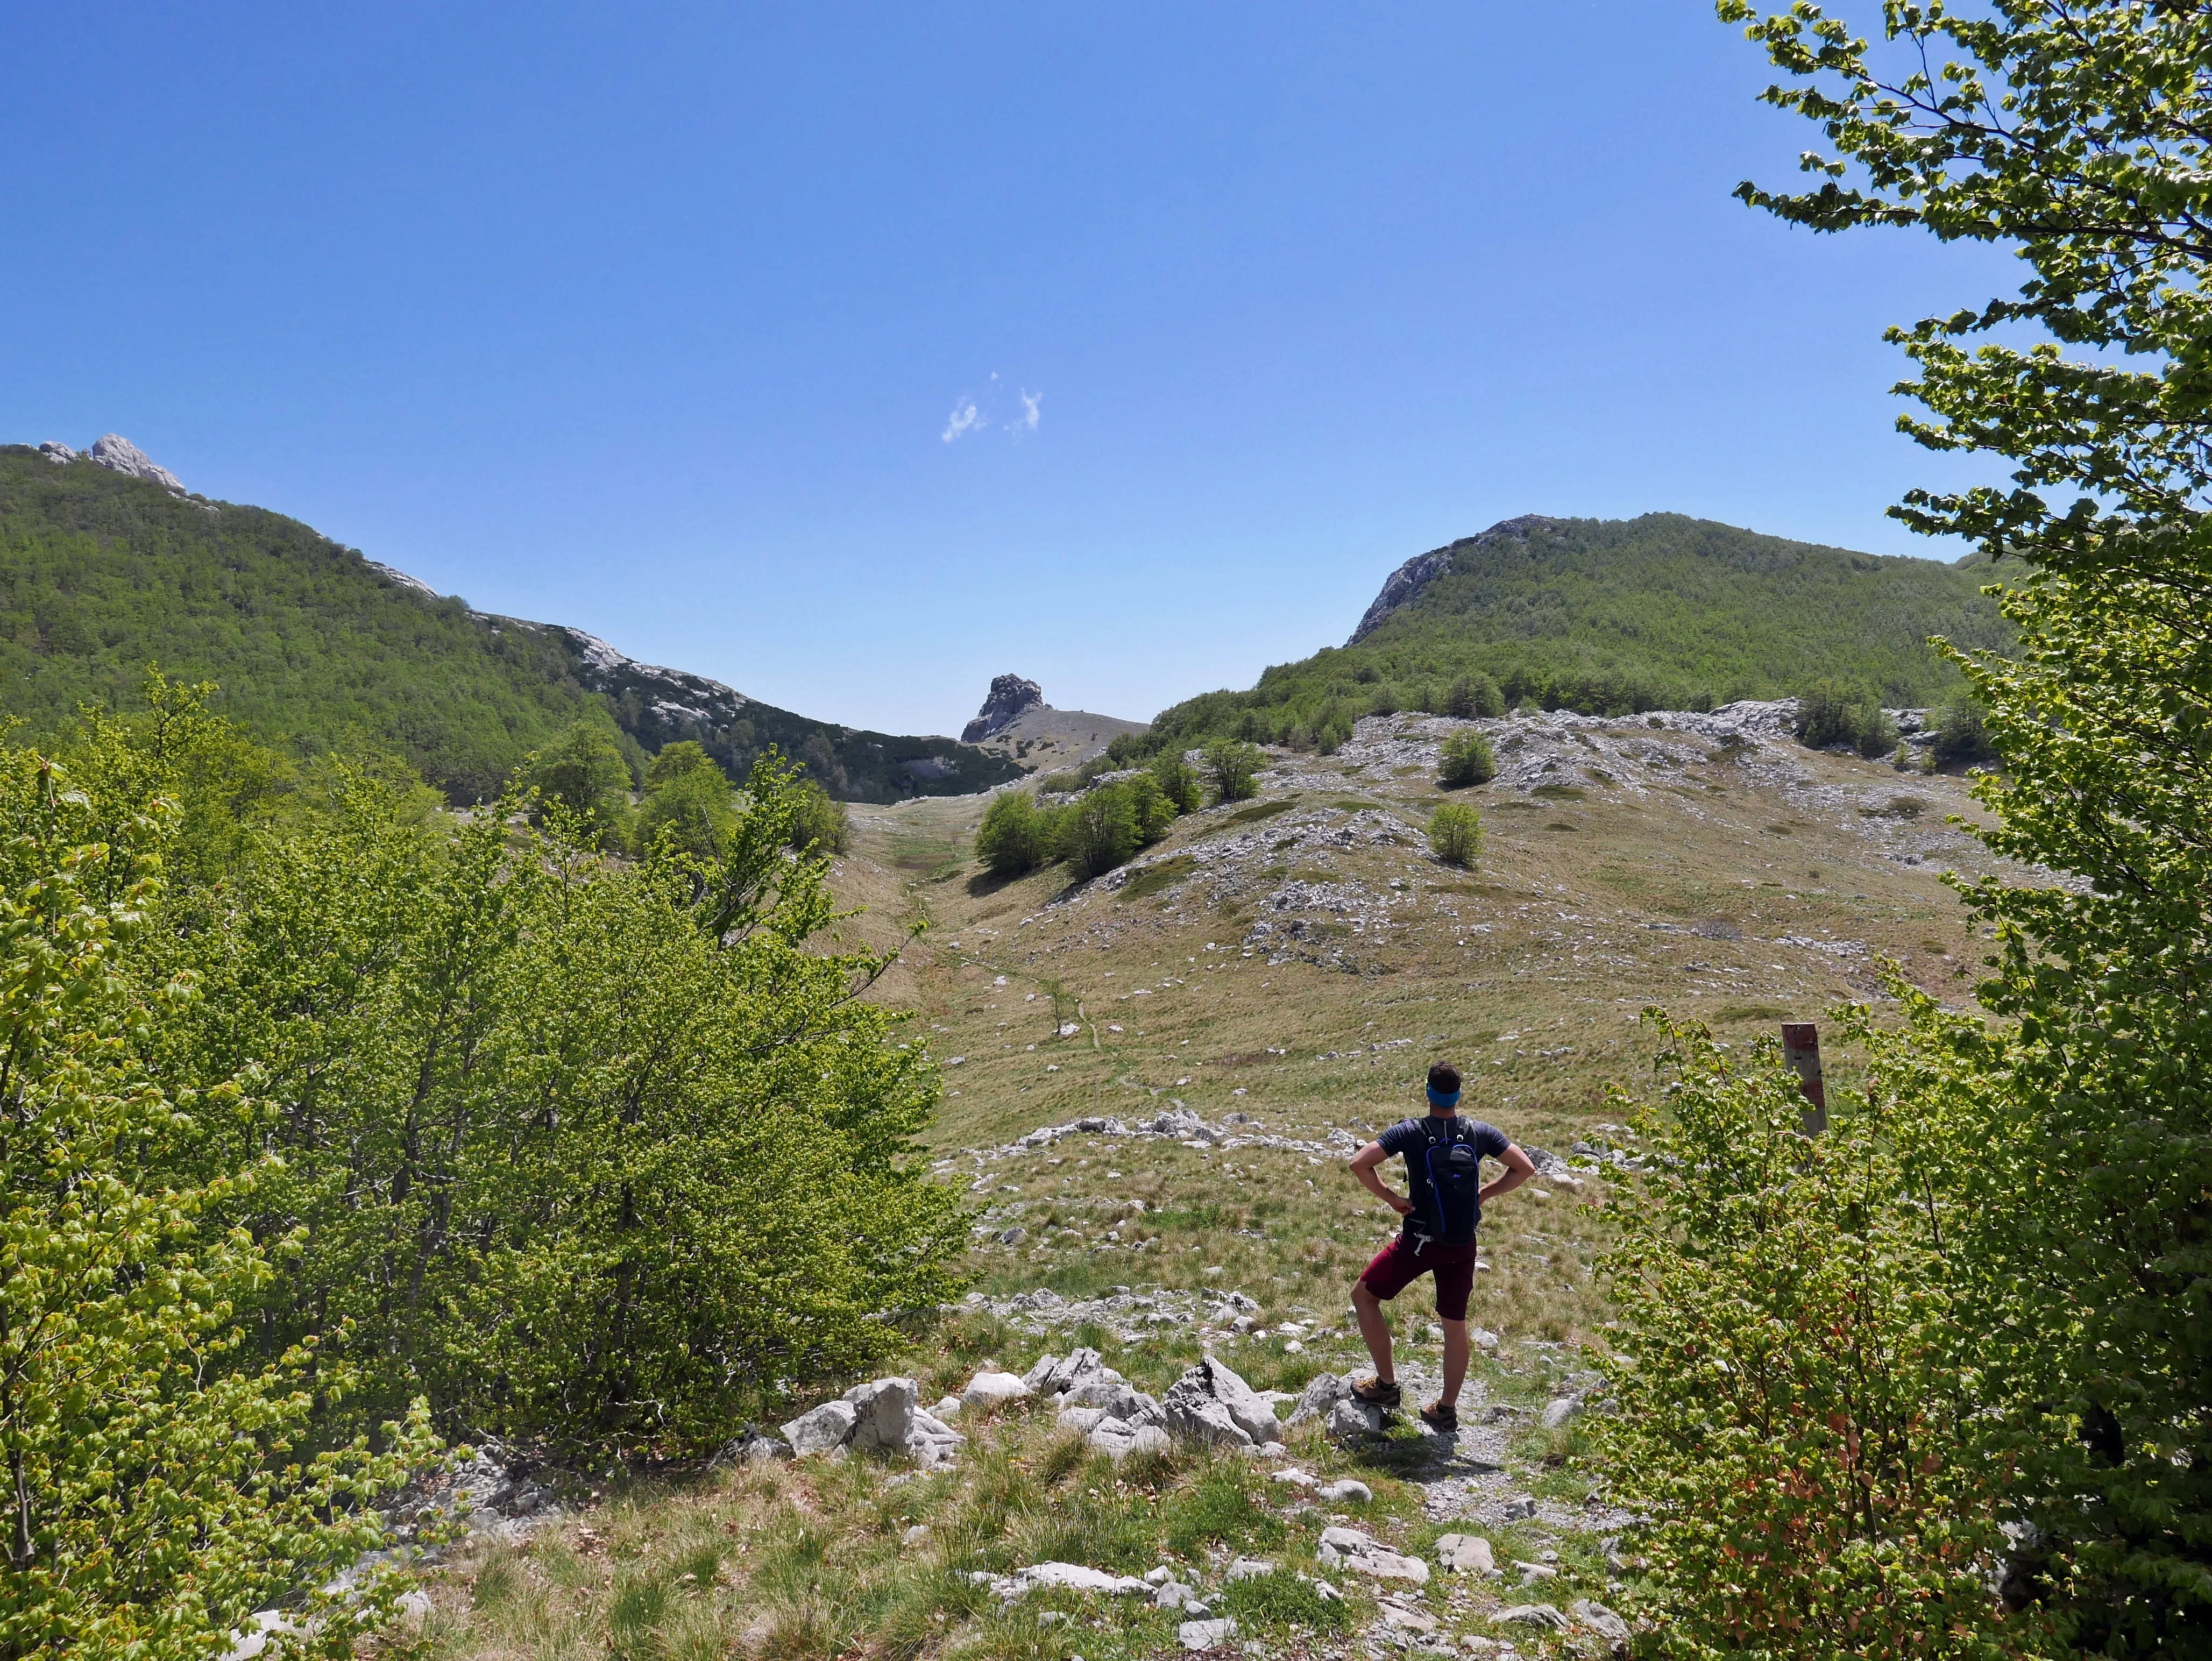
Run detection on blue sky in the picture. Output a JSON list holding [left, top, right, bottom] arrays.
[[2, 3, 2018, 735]]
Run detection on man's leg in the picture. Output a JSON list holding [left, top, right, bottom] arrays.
[[1439, 1317, 1471, 1408], [1352, 1280, 1396, 1385]]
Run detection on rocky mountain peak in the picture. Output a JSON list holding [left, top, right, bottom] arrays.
[[963, 674, 1046, 743], [1346, 513, 1559, 645], [39, 434, 187, 493]]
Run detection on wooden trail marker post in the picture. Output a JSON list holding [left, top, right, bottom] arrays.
[[1781, 1022, 1827, 1135]]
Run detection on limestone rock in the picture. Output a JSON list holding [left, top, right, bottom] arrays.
[[1287, 1372, 1351, 1426], [711, 1428, 793, 1467], [1178, 1616, 1237, 1650], [1542, 1396, 1579, 1429], [86, 434, 185, 492], [906, 1407, 966, 1468], [1317, 1478, 1372, 1504], [844, 1377, 918, 1452], [963, 1369, 1031, 1408], [1316, 1526, 1430, 1583], [1058, 1406, 1107, 1433], [1494, 1605, 1570, 1631], [1088, 1419, 1171, 1460], [1326, 1397, 1389, 1439], [37, 442, 74, 464], [1435, 1534, 1496, 1575], [997, 1561, 1151, 1599], [1226, 1557, 1275, 1580], [962, 674, 1045, 743], [782, 1399, 859, 1456], [1164, 1355, 1278, 1447], [1573, 1600, 1632, 1649]]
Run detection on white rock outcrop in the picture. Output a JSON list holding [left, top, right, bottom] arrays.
[[962, 1369, 1031, 1408], [1436, 1534, 1497, 1575], [86, 433, 186, 492], [1316, 1526, 1430, 1583], [1163, 1355, 1279, 1448]]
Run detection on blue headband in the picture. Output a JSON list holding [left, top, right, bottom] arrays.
[[1427, 1085, 1461, 1108]]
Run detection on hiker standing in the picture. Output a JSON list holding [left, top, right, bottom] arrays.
[[1346, 1061, 1534, 1431]]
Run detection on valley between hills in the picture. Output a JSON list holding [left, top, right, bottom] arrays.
[[402, 701, 2021, 1661]]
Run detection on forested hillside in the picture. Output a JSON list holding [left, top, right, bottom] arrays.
[[0, 445, 1020, 801], [1144, 512, 2008, 752]]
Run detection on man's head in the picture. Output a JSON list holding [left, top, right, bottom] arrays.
[[1426, 1062, 1462, 1115]]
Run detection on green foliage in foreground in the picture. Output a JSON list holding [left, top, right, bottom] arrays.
[[0, 449, 1020, 804], [0, 762, 437, 1661], [1425, 803, 1483, 868], [1104, 513, 2007, 759], [1599, 1017, 2044, 1661], [1201, 740, 1264, 804], [1605, 5, 2212, 1655], [45, 681, 967, 1459]]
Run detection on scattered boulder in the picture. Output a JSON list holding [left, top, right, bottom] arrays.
[[1287, 1372, 1351, 1426], [1377, 1601, 1437, 1634], [1164, 1356, 1280, 1447], [962, 1369, 1031, 1409], [1542, 1396, 1580, 1429], [782, 1400, 859, 1456], [1435, 1534, 1496, 1575], [992, 1562, 1151, 1599], [711, 1427, 793, 1467], [1494, 1605, 1570, 1631], [1326, 1397, 1389, 1440], [1317, 1526, 1430, 1583], [1178, 1616, 1237, 1650], [1514, 1560, 1558, 1584], [845, 1378, 917, 1452], [1501, 1495, 1538, 1521], [1226, 1557, 1275, 1581], [1064, 1373, 1160, 1424], [1058, 1406, 1108, 1433], [1087, 1419, 1172, 1460], [932, 1396, 964, 1419], [1317, 1478, 1372, 1504], [1573, 1600, 1633, 1650]]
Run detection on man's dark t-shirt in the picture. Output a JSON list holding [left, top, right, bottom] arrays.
[[1378, 1114, 1511, 1239]]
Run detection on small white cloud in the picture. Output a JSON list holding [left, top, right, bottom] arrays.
[[942, 401, 983, 443], [941, 378, 1041, 443], [1019, 389, 1041, 431]]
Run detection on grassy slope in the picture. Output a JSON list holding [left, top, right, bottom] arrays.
[[416, 711, 2010, 1661], [0, 448, 1020, 803], [1150, 514, 2009, 746]]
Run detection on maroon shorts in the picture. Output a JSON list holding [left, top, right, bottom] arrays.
[[1359, 1232, 1480, 1322]]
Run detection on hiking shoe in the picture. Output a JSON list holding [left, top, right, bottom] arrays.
[[1351, 1376, 1402, 1409], [1420, 1400, 1459, 1433]]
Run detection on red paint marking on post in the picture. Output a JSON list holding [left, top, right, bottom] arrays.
[[1781, 1021, 1827, 1135]]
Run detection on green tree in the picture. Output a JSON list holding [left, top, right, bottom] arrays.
[[1685, 6, 2212, 1651], [1597, 1017, 2039, 1661], [636, 746, 737, 859], [1055, 784, 1140, 880], [975, 791, 1049, 877], [1444, 672, 1505, 720], [1794, 678, 1898, 757], [1201, 740, 1264, 805], [1931, 697, 1997, 770], [787, 777, 851, 855], [1124, 773, 1179, 846], [1437, 730, 1497, 788], [1150, 751, 1203, 814], [529, 720, 634, 850], [1426, 803, 1483, 868], [0, 762, 435, 1661]]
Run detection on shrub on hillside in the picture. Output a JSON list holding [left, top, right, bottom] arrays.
[[0, 759, 437, 1660], [975, 791, 1050, 876], [530, 720, 636, 849], [1201, 740, 1264, 804], [1056, 782, 1140, 879], [636, 742, 738, 858], [1597, 1016, 2027, 1659], [1124, 773, 1179, 845], [1445, 672, 1505, 719], [1427, 803, 1484, 867], [56, 688, 968, 1458], [1437, 730, 1497, 787], [1794, 679, 1899, 758], [1150, 751, 1203, 814], [788, 777, 852, 853]]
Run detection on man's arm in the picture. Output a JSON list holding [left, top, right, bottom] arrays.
[[1481, 1143, 1536, 1204], [1350, 1141, 1413, 1216]]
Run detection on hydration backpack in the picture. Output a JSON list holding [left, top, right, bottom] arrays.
[[1411, 1117, 1486, 1247]]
